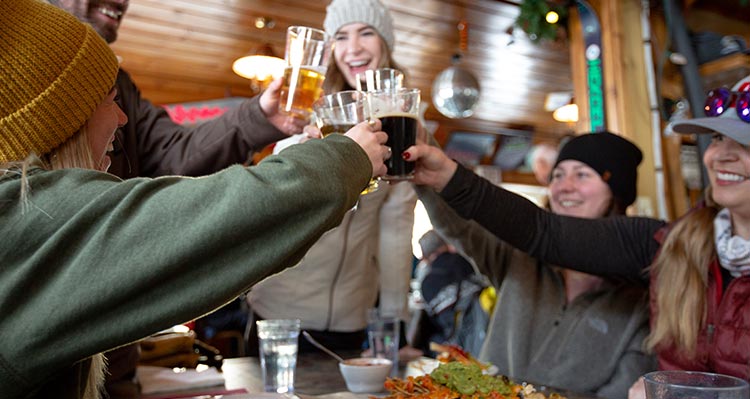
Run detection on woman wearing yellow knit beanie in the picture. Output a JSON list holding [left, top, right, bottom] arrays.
[[0, 1, 391, 398]]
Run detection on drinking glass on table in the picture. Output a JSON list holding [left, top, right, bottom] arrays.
[[367, 308, 400, 377], [313, 90, 379, 194], [643, 371, 750, 399], [279, 26, 331, 120], [256, 319, 301, 394], [355, 68, 404, 93], [367, 88, 420, 181]]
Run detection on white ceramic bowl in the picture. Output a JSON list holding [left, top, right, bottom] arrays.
[[339, 357, 393, 393]]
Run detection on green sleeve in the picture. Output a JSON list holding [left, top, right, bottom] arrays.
[[0, 134, 370, 394]]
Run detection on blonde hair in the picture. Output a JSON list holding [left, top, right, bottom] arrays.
[[0, 125, 96, 206], [323, 39, 404, 93], [645, 189, 719, 356]]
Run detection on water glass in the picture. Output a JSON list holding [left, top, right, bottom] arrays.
[[257, 319, 301, 393], [644, 371, 750, 399], [279, 26, 331, 120], [367, 308, 400, 377]]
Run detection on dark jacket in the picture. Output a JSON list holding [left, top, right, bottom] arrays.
[[438, 164, 750, 381], [109, 69, 287, 179]]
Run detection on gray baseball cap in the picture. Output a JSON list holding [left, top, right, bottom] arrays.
[[670, 74, 750, 146]]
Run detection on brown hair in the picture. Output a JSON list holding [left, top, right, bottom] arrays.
[[645, 189, 719, 356], [323, 39, 405, 94]]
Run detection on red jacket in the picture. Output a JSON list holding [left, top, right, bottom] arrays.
[[652, 259, 750, 380]]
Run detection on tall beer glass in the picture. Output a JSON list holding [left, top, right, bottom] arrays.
[[279, 26, 331, 120], [355, 68, 404, 93], [367, 88, 420, 181], [313, 91, 378, 194]]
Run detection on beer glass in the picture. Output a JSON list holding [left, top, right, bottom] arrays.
[[279, 26, 331, 120], [313, 90, 379, 194], [367, 88, 420, 181], [355, 68, 404, 93]]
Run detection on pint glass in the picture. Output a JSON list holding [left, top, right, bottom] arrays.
[[279, 26, 331, 120], [355, 68, 404, 93], [367, 88, 420, 181]]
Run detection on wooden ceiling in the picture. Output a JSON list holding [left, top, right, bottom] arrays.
[[109, 0, 749, 145], [110, 0, 574, 143]]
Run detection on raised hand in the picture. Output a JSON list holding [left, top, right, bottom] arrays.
[[344, 119, 389, 178], [259, 77, 308, 136], [402, 143, 457, 192]]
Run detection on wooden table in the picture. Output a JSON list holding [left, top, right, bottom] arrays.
[[141, 351, 596, 399], [141, 350, 365, 398], [220, 351, 357, 395]]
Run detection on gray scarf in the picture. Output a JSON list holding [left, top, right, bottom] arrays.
[[714, 208, 750, 278]]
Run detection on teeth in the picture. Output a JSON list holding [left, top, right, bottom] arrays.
[[107, 143, 114, 152], [349, 60, 368, 67], [717, 172, 746, 182], [99, 7, 122, 19], [559, 200, 580, 207]]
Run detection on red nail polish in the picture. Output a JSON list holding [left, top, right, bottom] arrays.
[[402, 151, 411, 160]]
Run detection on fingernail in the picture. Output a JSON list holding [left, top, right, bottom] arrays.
[[402, 152, 411, 160]]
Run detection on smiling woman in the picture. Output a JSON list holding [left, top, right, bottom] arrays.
[[322, 0, 403, 93]]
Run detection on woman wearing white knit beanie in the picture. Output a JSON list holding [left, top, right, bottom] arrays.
[[246, 0, 423, 361], [321, 0, 403, 92]]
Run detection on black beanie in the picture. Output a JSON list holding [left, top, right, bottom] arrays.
[[553, 132, 643, 207]]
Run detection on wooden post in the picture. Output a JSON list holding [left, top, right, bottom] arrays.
[[568, 0, 661, 217]]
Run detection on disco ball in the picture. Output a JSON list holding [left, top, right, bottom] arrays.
[[431, 66, 480, 119]]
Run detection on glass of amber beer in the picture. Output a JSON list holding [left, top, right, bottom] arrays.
[[279, 26, 331, 120], [367, 88, 420, 181], [313, 91, 379, 194]]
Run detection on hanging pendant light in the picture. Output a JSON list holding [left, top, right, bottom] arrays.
[[432, 19, 481, 119], [232, 43, 285, 81], [232, 17, 285, 94]]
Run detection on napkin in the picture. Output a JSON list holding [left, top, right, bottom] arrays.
[[137, 365, 225, 395]]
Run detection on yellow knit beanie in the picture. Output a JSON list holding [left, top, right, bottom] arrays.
[[0, 0, 119, 163]]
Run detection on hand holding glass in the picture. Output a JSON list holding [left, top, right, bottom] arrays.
[[313, 90, 379, 194], [367, 88, 420, 181]]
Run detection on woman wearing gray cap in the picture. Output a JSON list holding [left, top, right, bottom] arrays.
[[404, 74, 750, 397]]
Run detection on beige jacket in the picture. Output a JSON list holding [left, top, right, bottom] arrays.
[[248, 181, 416, 331]]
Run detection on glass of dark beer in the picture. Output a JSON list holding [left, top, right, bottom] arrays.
[[313, 91, 379, 194], [367, 88, 420, 181], [279, 26, 331, 120]]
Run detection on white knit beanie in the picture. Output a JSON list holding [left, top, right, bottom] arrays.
[[324, 0, 395, 50]]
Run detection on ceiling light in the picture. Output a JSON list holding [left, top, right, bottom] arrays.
[[553, 103, 579, 123], [545, 11, 559, 24], [232, 43, 285, 81]]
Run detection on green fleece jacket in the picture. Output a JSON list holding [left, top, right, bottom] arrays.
[[0, 134, 370, 399]]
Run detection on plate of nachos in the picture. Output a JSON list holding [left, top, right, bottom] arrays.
[[380, 362, 566, 399], [405, 343, 498, 376]]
